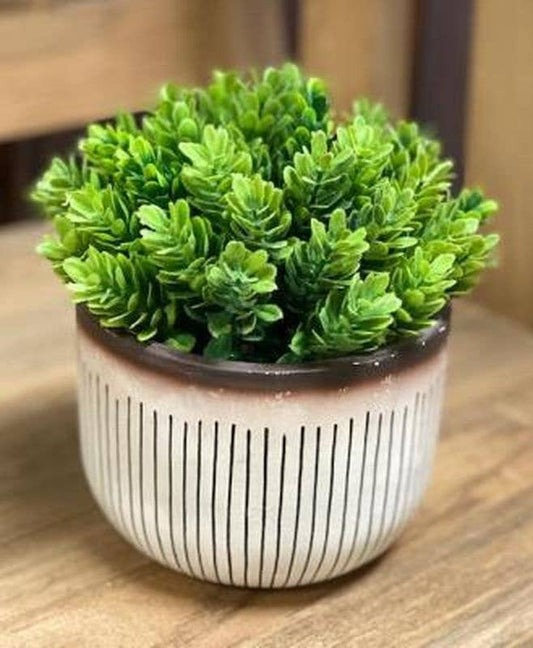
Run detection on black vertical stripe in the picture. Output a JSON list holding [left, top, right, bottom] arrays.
[[86, 368, 92, 473], [226, 423, 236, 586], [127, 396, 141, 548], [79, 364, 84, 455], [420, 386, 434, 486], [269, 435, 287, 588], [383, 405, 408, 548], [105, 384, 114, 521], [168, 414, 182, 570], [139, 402, 153, 555], [405, 392, 421, 515], [296, 426, 321, 586], [421, 390, 427, 431], [182, 421, 193, 575], [425, 382, 437, 466], [282, 426, 305, 587], [312, 424, 338, 582], [416, 391, 428, 495], [211, 421, 220, 583], [115, 398, 126, 533], [96, 375, 104, 497], [258, 427, 269, 588], [88, 372, 95, 481], [195, 421, 206, 580], [341, 411, 370, 573], [244, 429, 251, 587], [422, 383, 435, 470], [418, 390, 428, 476], [153, 410, 167, 563], [374, 410, 395, 554], [358, 414, 383, 563], [327, 418, 354, 579], [78, 364, 86, 465]]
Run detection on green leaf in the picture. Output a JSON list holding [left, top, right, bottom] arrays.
[[392, 247, 456, 333], [283, 130, 356, 233], [255, 303, 283, 322], [138, 199, 218, 299], [180, 125, 252, 225], [203, 334, 235, 360], [165, 332, 196, 353], [225, 173, 292, 259], [284, 209, 368, 313], [31, 156, 88, 218], [63, 247, 177, 342], [203, 241, 281, 343], [290, 273, 401, 359]]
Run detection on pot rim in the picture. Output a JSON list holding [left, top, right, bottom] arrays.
[[76, 304, 451, 391]]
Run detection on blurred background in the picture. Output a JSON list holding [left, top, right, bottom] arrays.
[[0, 0, 530, 327]]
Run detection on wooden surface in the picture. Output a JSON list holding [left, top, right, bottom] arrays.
[[0, 0, 287, 141], [300, 0, 415, 116], [465, 0, 533, 328], [1, 222, 533, 647]]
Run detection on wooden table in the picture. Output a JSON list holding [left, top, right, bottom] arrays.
[[2, 222, 533, 647]]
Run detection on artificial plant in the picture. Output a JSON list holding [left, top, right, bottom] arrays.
[[32, 64, 499, 362]]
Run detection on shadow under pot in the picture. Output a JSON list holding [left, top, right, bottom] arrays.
[[76, 305, 450, 588]]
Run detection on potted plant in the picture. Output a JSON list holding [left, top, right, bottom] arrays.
[[32, 64, 498, 588]]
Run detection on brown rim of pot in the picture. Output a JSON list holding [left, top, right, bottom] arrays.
[[76, 304, 451, 391]]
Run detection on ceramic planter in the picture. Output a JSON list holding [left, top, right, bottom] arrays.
[[76, 306, 450, 588]]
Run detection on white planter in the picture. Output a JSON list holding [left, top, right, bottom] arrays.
[[76, 307, 449, 588]]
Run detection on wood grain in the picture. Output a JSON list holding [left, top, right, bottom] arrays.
[[465, 0, 533, 328], [1, 223, 533, 646], [0, 0, 287, 141], [300, 0, 415, 116]]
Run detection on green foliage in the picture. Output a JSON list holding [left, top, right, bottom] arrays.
[[63, 247, 194, 350], [284, 209, 368, 312], [36, 214, 89, 279], [201, 241, 282, 358], [80, 112, 139, 180], [392, 248, 456, 333], [335, 118, 394, 194], [65, 184, 139, 251], [31, 156, 87, 217], [142, 84, 202, 157], [283, 130, 357, 233], [387, 121, 454, 224], [36, 183, 138, 275], [201, 65, 331, 182], [289, 273, 401, 359], [225, 174, 292, 258], [421, 188, 499, 295], [33, 64, 499, 362], [180, 125, 252, 224], [138, 199, 217, 299], [352, 179, 418, 268]]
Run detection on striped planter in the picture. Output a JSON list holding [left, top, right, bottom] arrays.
[[76, 306, 449, 588]]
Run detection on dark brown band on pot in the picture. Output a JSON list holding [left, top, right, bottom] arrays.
[[76, 305, 451, 392]]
